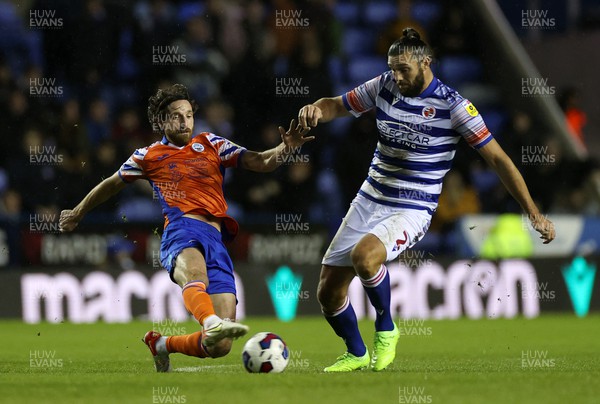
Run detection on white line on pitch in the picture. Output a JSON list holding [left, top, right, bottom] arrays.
[[174, 364, 240, 372]]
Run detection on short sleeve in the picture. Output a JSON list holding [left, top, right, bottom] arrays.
[[450, 99, 493, 149], [341, 75, 382, 117], [207, 134, 247, 168], [118, 147, 147, 183]]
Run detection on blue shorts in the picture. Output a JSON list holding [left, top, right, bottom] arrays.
[[160, 217, 236, 295]]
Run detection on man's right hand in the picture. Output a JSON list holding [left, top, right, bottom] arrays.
[[529, 214, 556, 244], [298, 104, 323, 129], [59, 209, 82, 232]]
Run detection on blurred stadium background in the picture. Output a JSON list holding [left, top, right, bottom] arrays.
[[0, 0, 599, 364]]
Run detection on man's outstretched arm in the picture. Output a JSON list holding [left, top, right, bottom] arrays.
[[477, 139, 555, 244], [59, 172, 127, 232], [240, 119, 314, 173], [297, 96, 351, 128]]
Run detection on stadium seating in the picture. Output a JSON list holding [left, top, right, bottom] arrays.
[[478, 108, 507, 136], [411, 1, 442, 28], [437, 55, 483, 87], [342, 28, 376, 57], [177, 2, 206, 24], [364, 2, 398, 26], [334, 2, 360, 26], [457, 83, 502, 108], [325, 115, 354, 139], [116, 29, 138, 80], [347, 56, 389, 86], [328, 56, 346, 86]]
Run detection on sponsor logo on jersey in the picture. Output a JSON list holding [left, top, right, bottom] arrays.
[[464, 101, 479, 117], [392, 230, 409, 252]]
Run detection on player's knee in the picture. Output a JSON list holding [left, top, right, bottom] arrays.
[[186, 268, 209, 286], [316, 282, 330, 307], [173, 265, 209, 288], [350, 246, 382, 278], [317, 280, 345, 313], [208, 339, 232, 358]]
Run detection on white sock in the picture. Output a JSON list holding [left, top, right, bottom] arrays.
[[156, 336, 168, 355], [203, 314, 221, 329]]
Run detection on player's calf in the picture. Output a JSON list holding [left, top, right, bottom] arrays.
[[317, 284, 346, 314], [206, 338, 233, 358], [316, 265, 355, 313]]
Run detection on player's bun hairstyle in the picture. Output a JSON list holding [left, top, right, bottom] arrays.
[[147, 84, 199, 133], [403, 27, 422, 41], [388, 27, 433, 62]]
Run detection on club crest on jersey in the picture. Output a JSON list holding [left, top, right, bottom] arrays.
[[191, 143, 205, 153], [421, 106, 436, 119]]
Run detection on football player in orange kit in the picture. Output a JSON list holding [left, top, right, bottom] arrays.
[[59, 84, 313, 372]]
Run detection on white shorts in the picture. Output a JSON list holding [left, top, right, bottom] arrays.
[[322, 194, 432, 267]]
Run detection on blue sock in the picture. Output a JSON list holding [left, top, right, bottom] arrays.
[[323, 298, 366, 357], [360, 265, 394, 331]]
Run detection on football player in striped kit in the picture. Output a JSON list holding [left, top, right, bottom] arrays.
[[298, 28, 555, 372]]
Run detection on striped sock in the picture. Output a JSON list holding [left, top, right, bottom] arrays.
[[323, 297, 366, 357], [360, 265, 394, 331]]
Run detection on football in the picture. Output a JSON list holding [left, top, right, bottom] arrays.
[[242, 332, 289, 373]]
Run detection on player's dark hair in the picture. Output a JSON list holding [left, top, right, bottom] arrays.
[[388, 27, 433, 62], [147, 84, 199, 133]]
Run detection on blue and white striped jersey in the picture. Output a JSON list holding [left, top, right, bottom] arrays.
[[341, 72, 492, 215]]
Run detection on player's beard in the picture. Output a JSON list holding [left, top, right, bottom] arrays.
[[166, 129, 192, 146], [398, 67, 425, 98]]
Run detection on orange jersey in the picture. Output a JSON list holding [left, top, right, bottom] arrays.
[[118, 133, 246, 239]]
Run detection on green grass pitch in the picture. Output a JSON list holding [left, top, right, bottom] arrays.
[[1, 315, 599, 403]]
